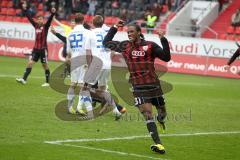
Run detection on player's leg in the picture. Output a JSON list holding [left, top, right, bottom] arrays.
[[67, 82, 77, 114], [138, 102, 165, 154], [16, 50, 37, 84], [152, 96, 167, 133], [97, 70, 122, 119], [40, 49, 50, 86], [79, 85, 94, 118], [76, 66, 89, 115], [62, 44, 70, 77]]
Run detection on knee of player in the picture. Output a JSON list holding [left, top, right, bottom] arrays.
[[142, 110, 154, 120]]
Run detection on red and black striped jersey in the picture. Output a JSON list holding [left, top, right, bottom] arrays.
[[103, 27, 171, 86], [24, 11, 55, 50]]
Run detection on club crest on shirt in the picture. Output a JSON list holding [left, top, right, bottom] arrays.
[[36, 27, 43, 33], [142, 45, 148, 51]]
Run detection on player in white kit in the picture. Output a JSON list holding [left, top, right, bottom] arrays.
[[86, 15, 123, 118], [66, 13, 94, 115]]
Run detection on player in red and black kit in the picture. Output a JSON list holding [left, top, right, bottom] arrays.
[[103, 21, 171, 154], [224, 42, 240, 75], [16, 4, 56, 86]]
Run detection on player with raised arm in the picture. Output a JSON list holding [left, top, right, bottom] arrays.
[[52, 17, 76, 77], [103, 21, 171, 154], [16, 3, 56, 87]]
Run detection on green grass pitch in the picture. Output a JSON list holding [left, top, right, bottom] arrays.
[[0, 56, 240, 160]]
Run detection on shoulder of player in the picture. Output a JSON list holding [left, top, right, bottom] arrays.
[[142, 40, 158, 47]]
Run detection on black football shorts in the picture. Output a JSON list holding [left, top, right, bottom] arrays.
[[31, 49, 48, 63]]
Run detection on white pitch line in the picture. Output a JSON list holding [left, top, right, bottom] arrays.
[[0, 74, 214, 86], [0, 74, 44, 79], [51, 143, 167, 160], [44, 131, 240, 144]]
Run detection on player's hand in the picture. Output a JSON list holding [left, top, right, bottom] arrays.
[[116, 20, 124, 28], [223, 65, 230, 71], [51, 8, 56, 13], [50, 26, 56, 34], [22, 2, 27, 10], [157, 30, 165, 38]]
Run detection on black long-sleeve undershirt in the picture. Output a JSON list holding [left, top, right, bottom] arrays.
[[227, 48, 240, 65]]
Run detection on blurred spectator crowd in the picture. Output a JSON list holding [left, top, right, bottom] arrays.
[[11, 0, 185, 23]]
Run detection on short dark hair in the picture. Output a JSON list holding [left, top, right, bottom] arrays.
[[75, 13, 84, 24], [93, 15, 104, 28]]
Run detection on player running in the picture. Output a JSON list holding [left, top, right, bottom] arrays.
[[103, 21, 171, 154], [16, 3, 56, 87]]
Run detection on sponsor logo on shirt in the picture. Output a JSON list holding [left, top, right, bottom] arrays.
[[131, 51, 145, 57]]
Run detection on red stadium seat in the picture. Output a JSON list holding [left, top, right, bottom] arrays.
[[21, 17, 29, 23], [219, 33, 227, 40], [38, 4, 44, 10], [4, 16, 13, 22], [1, 1, 8, 8], [161, 5, 168, 14], [0, 8, 8, 15], [141, 28, 147, 33], [7, 1, 13, 8], [7, 8, 16, 16], [235, 27, 240, 35], [227, 26, 235, 34], [227, 34, 235, 41], [84, 15, 93, 23], [13, 16, 22, 22], [104, 16, 113, 25], [0, 15, 6, 21], [112, 17, 119, 24], [16, 9, 22, 15]]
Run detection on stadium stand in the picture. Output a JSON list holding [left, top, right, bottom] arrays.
[[3, 0, 235, 38], [202, 0, 240, 40], [0, 0, 175, 32]]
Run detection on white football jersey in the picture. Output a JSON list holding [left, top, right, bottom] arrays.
[[67, 24, 94, 58], [91, 25, 111, 69]]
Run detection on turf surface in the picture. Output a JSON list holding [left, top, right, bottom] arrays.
[[0, 56, 240, 160]]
